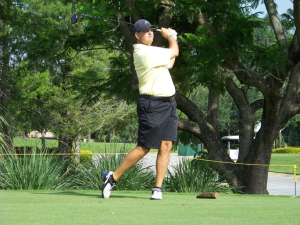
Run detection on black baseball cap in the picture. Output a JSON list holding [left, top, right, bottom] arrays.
[[133, 19, 158, 33]]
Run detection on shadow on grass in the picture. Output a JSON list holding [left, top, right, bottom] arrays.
[[31, 191, 149, 199]]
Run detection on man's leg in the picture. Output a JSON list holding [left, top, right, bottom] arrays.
[[113, 146, 150, 181], [155, 140, 172, 187], [150, 140, 172, 200], [102, 146, 150, 198]]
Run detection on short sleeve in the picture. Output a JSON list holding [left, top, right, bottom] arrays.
[[144, 46, 171, 69]]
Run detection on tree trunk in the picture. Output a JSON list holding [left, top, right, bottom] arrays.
[[244, 132, 275, 194], [41, 128, 46, 149], [87, 127, 91, 142], [3, 124, 14, 152], [73, 135, 81, 166], [58, 135, 73, 161]]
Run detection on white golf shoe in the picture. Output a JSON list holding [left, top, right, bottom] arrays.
[[102, 170, 117, 199], [150, 187, 162, 200]]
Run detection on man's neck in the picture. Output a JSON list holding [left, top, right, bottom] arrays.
[[137, 41, 151, 46]]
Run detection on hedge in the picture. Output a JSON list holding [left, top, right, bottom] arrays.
[[272, 147, 300, 154], [71, 150, 93, 164]]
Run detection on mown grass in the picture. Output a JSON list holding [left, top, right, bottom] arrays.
[[13, 138, 160, 153], [0, 190, 299, 225], [269, 154, 300, 175], [13, 138, 58, 148], [80, 142, 136, 153]]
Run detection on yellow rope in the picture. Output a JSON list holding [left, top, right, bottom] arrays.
[[191, 157, 294, 167]]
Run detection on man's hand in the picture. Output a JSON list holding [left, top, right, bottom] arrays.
[[161, 28, 177, 40]]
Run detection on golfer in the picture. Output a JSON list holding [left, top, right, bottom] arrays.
[[102, 19, 179, 200]]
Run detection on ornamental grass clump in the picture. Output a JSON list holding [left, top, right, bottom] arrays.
[[166, 152, 231, 193], [0, 147, 68, 190], [72, 146, 155, 191]]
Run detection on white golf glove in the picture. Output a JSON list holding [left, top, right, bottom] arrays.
[[166, 29, 177, 41], [170, 29, 177, 41]]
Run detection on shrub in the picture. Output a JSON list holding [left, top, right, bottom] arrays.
[[70, 150, 93, 164], [80, 150, 93, 163], [272, 147, 300, 154]]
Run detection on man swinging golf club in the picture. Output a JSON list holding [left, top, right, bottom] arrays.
[[102, 19, 179, 200]]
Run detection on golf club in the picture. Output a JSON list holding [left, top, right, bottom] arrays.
[[71, 14, 162, 32]]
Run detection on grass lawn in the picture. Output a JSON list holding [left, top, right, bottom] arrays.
[[80, 142, 178, 153], [0, 190, 299, 225], [13, 138, 138, 153], [269, 154, 300, 175], [12, 138, 177, 153], [13, 138, 58, 148], [80, 142, 137, 153]]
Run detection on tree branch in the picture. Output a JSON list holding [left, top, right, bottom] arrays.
[[288, 31, 300, 65], [175, 92, 207, 123], [294, 0, 300, 47], [225, 76, 249, 113], [264, 0, 287, 45], [194, 10, 216, 36], [206, 86, 220, 131], [116, 12, 139, 91], [224, 58, 268, 95], [278, 62, 300, 127], [250, 99, 264, 114], [152, 2, 174, 47], [178, 118, 201, 135]]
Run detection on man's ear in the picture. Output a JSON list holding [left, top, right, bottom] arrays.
[[134, 32, 139, 40]]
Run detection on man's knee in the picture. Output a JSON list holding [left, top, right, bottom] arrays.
[[160, 140, 172, 152], [136, 146, 150, 155], [163, 140, 172, 148]]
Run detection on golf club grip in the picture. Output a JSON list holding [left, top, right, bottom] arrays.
[[154, 29, 161, 32]]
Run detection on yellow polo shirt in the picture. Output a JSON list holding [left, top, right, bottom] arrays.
[[133, 44, 176, 96]]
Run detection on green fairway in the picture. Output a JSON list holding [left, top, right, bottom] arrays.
[[269, 154, 300, 175], [0, 190, 299, 225]]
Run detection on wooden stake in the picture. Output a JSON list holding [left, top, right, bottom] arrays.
[[196, 192, 219, 199]]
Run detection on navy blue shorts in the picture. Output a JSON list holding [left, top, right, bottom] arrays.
[[137, 95, 178, 149]]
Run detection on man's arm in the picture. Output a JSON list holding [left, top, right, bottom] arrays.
[[161, 28, 179, 59], [167, 58, 175, 69]]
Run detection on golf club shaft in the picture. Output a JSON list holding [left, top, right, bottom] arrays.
[[76, 14, 161, 32]]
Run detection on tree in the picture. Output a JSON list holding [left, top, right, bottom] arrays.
[[172, 0, 299, 194], [65, 0, 300, 194], [14, 70, 60, 148], [0, 0, 27, 148]]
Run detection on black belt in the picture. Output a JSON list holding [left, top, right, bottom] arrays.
[[140, 94, 175, 102]]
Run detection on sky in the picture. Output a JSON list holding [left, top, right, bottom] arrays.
[[254, 0, 293, 16]]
